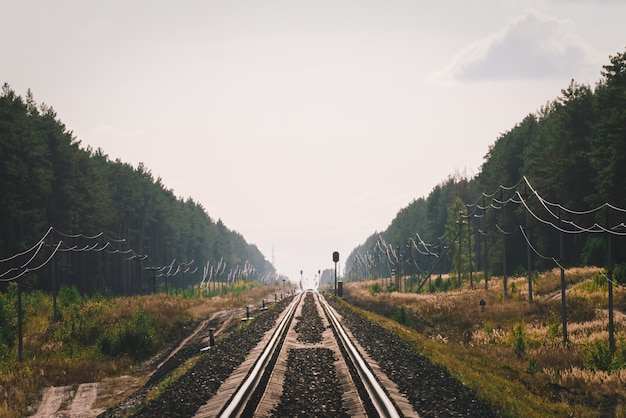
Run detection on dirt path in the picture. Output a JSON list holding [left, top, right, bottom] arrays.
[[67, 382, 103, 418], [31, 386, 72, 417]]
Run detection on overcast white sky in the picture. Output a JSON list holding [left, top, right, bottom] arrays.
[[2, 1, 624, 283]]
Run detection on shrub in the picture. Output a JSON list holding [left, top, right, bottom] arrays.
[[580, 236, 606, 266], [613, 339, 626, 370], [434, 275, 443, 289], [510, 281, 518, 299], [98, 330, 119, 357], [0, 294, 15, 361], [527, 358, 542, 375], [99, 310, 157, 360], [580, 272, 608, 293], [513, 266, 527, 278], [548, 316, 561, 342], [391, 306, 410, 326], [584, 339, 613, 372], [367, 283, 382, 295], [614, 263, 626, 285], [58, 285, 82, 312], [483, 321, 495, 339], [511, 322, 526, 359]]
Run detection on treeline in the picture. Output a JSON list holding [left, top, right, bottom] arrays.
[[0, 83, 274, 296], [347, 49, 626, 283]]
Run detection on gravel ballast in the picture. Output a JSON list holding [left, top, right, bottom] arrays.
[[328, 296, 500, 417]]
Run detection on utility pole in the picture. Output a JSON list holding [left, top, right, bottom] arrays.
[[483, 195, 489, 290], [50, 231, 59, 322], [559, 210, 568, 346], [17, 277, 23, 362], [458, 211, 462, 289], [408, 242, 413, 293], [525, 187, 533, 303], [396, 246, 401, 291], [607, 208, 615, 353], [500, 189, 508, 297], [468, 213, 473, 289]]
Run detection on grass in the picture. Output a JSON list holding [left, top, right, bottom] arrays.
[[343, 266, 626, 417], [0, 282, 281, 418]]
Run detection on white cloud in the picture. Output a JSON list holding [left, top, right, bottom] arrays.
[[434, 11, 593, 82]]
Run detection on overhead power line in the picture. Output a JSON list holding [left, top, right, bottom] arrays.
[[0, 227, 147, 282]]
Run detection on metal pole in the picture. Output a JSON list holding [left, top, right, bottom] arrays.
[[559, 210, 568, 346], [483, 195, 489, 290], [526, 205, 533, 303], [408, 243, 413, 293], [458, 212, 462, 289], [468, 215, 473, 289], [52, 247, 58, 322], [334, 262, 337, 295], [396, 246, 401, 291], [607, 208, 615, 353], [18, 277, 23, 362], [501, 189, 508, 296]]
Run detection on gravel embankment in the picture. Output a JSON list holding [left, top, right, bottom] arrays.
[[328, 297, 500, 417]]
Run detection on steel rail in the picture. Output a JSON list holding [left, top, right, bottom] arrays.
[[319, 293, 401, 418], [218, 291, 400, 417], [218, 293, 301, 417]]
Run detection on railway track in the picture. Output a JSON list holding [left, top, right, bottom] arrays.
[[100, 290, 498, 417], [194, 290, 414, 417]]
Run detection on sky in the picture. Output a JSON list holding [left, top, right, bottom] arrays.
[[2, 0, 625, 284]]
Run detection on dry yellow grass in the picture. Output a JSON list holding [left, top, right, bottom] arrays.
[[344, 267, 626, 416]]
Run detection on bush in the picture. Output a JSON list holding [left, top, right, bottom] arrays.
[[432, 276, 456, 292], [367, 283, 382, 295], [510, 281, 518, 298], [58, 285, 82, 312], [99, 310, 158, 360], [0, 294, 15, 361], [526, 358, 542, 375], [547, 316, 561, 342], [483, 321, 495, 340], [98, 331, 118, 357], [614, 263, 626, 285], [511, 322, 526, 359], [391, 306, 411, 326], [580, 236, 606, 266], [580, 272, 608, 293], [584, 339, 613, 372]]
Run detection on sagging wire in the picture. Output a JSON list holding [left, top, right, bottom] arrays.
[[0, 225, 150, 283], [516, 192, 626, 236], [0, 227, 54, 263], [0, 241, 62, 282], [521, 177, 626, 235], [518, 225, 566, 271], [523, 176, 626, 217], [495, 223, 516, 235]]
